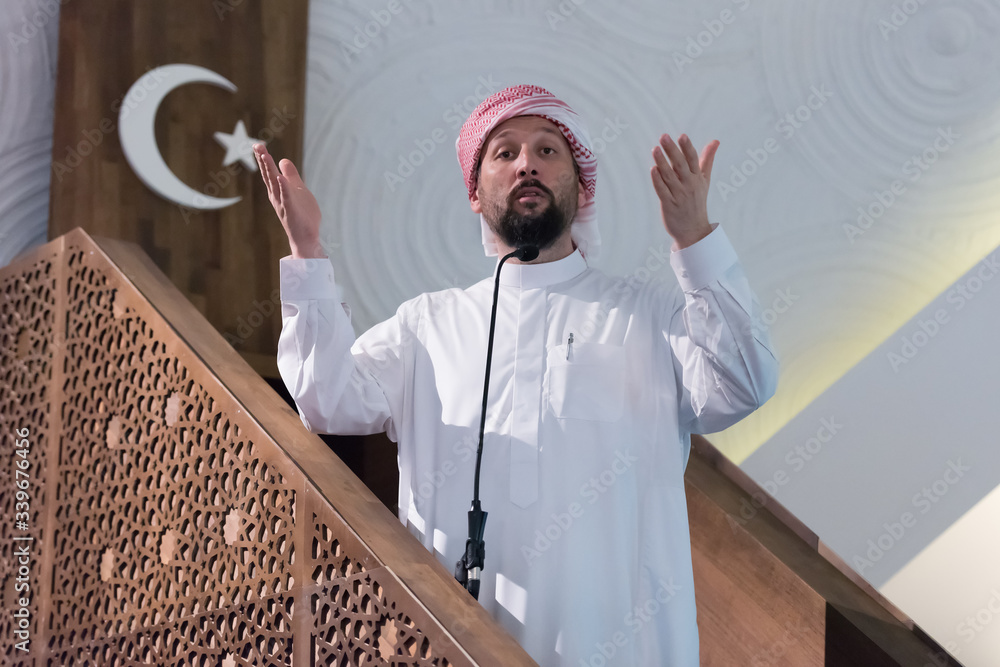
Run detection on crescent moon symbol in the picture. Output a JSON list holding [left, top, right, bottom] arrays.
[[119, 64, 241, 210]]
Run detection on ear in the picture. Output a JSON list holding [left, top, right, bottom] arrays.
[[470, 188, 482, 214], [577, 179, 587, 209]]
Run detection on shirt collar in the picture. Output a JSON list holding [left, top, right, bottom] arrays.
[[495, 248, 588, 289]]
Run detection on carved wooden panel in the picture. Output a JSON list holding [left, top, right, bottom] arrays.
[[0, 244, 59, 665], [0, 231, 482, 665], [306, 506, 456, 666]]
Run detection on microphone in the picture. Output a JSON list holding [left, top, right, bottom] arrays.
[[455, 244, 539, 599], [515, 245, 539, 262]]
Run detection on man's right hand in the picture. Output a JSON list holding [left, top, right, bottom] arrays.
[[254, 143, 326, 259]]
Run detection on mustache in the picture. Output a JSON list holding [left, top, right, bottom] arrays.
[[509, 180, 554, 202]]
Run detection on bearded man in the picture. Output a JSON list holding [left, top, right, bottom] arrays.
[[257, 84, 778, 666]]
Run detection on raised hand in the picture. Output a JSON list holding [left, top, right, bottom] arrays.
[[649, 134, 719, 249], [254, 143, 326, 259]]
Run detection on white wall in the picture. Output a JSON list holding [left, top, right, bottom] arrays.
[[742, 244, 1000, 662], [882, 483, 1000, 667], [0, 0, 60, 265]]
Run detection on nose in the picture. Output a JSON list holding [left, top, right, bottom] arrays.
[[515, 149, 539, 177]]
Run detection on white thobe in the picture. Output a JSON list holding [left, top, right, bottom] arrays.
[[277, 225, 778, 666]]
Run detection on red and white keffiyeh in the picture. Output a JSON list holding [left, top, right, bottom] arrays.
[[455, 84, 600, 259]]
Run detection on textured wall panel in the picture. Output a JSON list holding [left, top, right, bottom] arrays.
[[300, 0, 1000, 461]]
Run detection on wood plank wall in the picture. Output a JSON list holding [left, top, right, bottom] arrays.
[[49, 0, 309, 377]]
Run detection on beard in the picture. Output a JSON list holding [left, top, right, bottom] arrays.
[[482, 179, 575, 252]]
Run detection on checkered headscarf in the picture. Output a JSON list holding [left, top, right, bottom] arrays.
[[455, 84, 600, 258]]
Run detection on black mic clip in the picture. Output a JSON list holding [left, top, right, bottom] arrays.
[[454, 502, 487, 600]]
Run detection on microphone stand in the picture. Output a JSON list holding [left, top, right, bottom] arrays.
[[455, 244, 539, 600]]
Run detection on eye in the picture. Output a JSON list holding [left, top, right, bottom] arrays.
[[498, 150, 513, 159], [542, 147, 556, 154]]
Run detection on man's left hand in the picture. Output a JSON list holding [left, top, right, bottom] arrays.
[[650, 134, 719, 249]]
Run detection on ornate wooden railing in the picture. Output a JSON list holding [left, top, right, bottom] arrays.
[[0, 228, 533, 665]]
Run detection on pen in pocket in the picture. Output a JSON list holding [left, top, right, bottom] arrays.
[[566, 332, 574, 360]]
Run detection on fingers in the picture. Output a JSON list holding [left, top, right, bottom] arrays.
[[253, 143, 271, 177], [277, 173, 291, 209], [652, 142, 680, 199], [253, 144, 266, 188], [654, 133, 720, 183], [279, 158, 303, 185], [658, 134, 692, 177], [678, 135, 700, 174], [651, 133, 715, 242], [700, 140, 721, 182], [649, 165, 674, 204], [254, 144, 279, 202]]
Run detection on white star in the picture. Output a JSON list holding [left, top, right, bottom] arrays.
[[214, 120, 263, 171]]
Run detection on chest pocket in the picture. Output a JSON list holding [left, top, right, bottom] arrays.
[[545, 342, 626, 422]]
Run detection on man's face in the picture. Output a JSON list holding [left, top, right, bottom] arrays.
[[471, 115, 586, 251]]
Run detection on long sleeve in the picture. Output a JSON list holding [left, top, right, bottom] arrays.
[[276, 257, 402, 439], [665, 225, 779, 434]]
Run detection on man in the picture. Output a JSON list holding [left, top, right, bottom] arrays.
[[256, 84, 778, 666]]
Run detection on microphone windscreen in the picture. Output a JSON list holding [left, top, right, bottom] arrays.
[[517, 245, 540, 262]]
